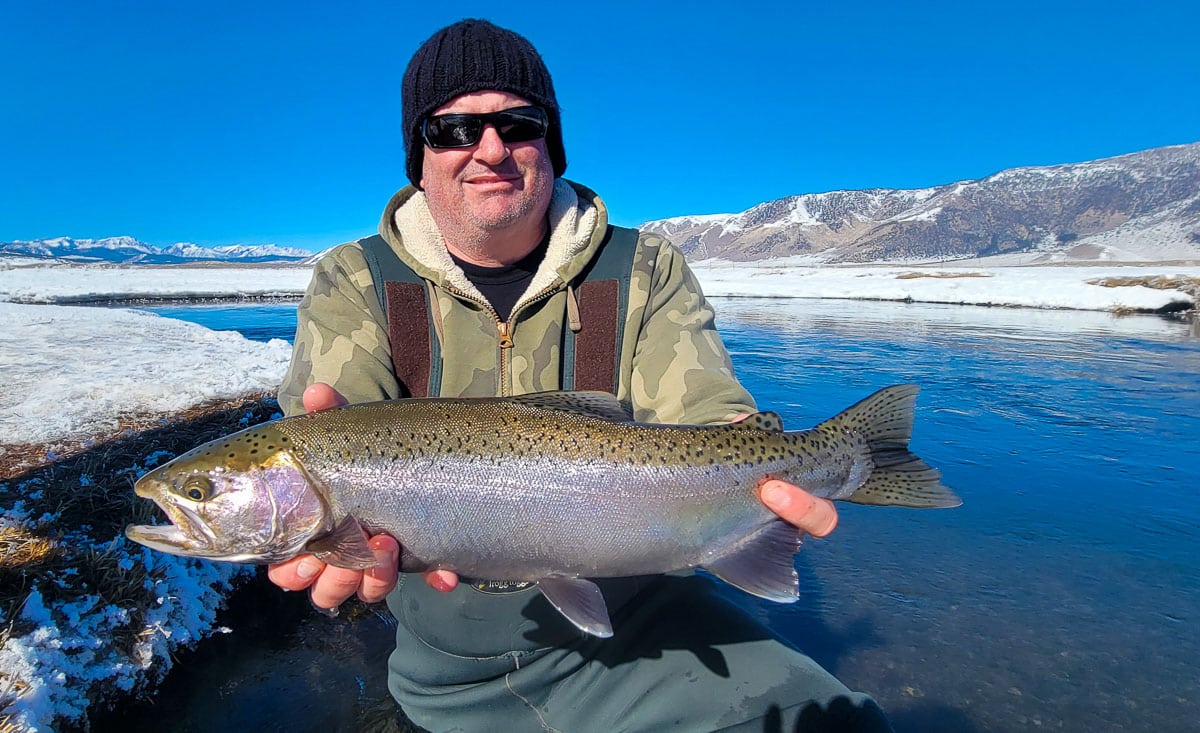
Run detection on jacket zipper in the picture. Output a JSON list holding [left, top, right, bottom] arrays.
[[444, 282, 562, 396]]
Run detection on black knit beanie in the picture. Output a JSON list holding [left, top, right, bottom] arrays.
[[402, 19, 566, 188]]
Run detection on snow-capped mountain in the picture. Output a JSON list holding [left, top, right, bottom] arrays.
[[641, 142, 1200, 264], [0, 237, 312, 265]]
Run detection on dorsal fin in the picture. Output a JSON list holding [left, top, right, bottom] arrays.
[[508, 391, 633, 422], [732, 411, 785, 433]]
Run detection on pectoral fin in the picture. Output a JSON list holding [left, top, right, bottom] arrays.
[[702, 520, 801, 602], [305, 516, 377, 570], [537, 576, 614, 638]]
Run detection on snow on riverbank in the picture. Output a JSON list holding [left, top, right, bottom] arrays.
[[2, 259, 1198, 311], [688, 260, 1200, 311], [0, 303, 292, 446], [0, 262, 312, 303]]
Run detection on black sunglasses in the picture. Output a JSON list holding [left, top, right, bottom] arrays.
[[422, 106, 549, 149]]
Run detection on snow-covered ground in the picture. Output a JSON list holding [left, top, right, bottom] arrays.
[[688, 260, 1200, 311], [0, 261, 311, 303], [3, 259, 1197, 311], [0, 259, 1197, 731], [0, 303, 292, 446]]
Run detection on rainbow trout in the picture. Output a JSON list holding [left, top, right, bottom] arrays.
[[126, 385, 959, 636]]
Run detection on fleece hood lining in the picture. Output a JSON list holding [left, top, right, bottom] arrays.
[[389, 180, 602, 313]]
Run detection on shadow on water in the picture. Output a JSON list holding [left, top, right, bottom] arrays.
[[720, 555, 977, 732], [758, 699, 982, 733], [100, 568, 943, 733], [884, 703, 984, 733], [91, 574, 409, 733]]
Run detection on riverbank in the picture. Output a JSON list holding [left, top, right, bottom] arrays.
[[0, 397, 273, 731], [2, 259, 1199, 313], [0, 302, 292, 731]]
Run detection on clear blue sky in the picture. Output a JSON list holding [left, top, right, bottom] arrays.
[[2, 1, 1197, 252]]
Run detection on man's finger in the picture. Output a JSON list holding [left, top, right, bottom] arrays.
[[759, 479, 839, 537], [359, 535, 401, 603], [303, 382, 348, 413], [267, 554, 324, 591], [424, 569, 459, 593], [309, 564, 367, 609]]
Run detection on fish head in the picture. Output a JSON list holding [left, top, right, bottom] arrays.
[[125, 424, 330, 564]]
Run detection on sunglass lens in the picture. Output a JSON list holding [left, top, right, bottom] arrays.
[[424, 116, 482, 148], [423, 107, 548, 149], [492, 109, 547, 143]]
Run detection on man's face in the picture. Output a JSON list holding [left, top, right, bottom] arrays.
[[420, 90, 555, 242]]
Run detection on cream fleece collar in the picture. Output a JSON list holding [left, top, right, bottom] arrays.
[[386, 179, 604, 309]]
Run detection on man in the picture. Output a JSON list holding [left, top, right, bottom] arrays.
[[271, 19, 891, 732]]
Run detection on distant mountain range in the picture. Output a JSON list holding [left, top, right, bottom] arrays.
[[8, 142, 1199, 267], [0, 236, 311, 265], [641, 142, 1200, 264]]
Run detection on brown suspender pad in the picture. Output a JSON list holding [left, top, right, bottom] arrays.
[[573, 279, 620, 393], [384, 281, 431, 398], [383, 276, 623, 397]]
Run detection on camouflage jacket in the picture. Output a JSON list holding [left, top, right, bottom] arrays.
[[278, 179, 754, 425]]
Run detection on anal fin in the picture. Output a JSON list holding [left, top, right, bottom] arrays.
[[702, 520, 801, 602], [537, 576, 613, 638]]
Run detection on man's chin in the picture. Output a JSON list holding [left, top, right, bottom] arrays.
[[465, 196, 533, 229]]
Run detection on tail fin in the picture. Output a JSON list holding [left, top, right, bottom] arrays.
[[817, 385, 961, 508]]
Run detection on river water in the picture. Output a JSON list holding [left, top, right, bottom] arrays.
[[111, 298, 1200, 733]]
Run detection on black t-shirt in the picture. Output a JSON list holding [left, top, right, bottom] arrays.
[[450, 237, 550, 321]]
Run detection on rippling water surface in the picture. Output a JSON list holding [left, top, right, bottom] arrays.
[[117, 299, 1200, 733]]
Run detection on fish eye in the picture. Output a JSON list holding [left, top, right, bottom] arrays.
[[182, 476, 213, 502]]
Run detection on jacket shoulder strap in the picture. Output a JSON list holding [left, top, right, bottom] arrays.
[[358, 234, 442, 397], [564, 225, 640, 393], [360, 225, 639, 398]]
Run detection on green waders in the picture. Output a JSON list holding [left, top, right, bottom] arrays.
[[385, 574, 892, 732]]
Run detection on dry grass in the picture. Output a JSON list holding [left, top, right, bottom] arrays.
[[1086, 275, 1200, 299], [894, 271, 993, 280], [0, 526, 59, 572]]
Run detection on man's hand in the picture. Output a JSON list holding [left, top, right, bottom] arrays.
[[265, 383, 459, 611], [732, 413, 839, 537]]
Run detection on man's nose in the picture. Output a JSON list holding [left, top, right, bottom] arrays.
[[472, 125, 510, 165]]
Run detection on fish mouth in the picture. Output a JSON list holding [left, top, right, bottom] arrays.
[[124, 522, 205, 555], [126, 493, 216, 556]]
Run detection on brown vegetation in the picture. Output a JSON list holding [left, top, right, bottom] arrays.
[[894, 271, 993, 280], [1086, 275, 1200, 300]]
